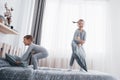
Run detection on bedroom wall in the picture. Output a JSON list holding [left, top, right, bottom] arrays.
[[0, 0, 35, 48], [0, 0, 22, 45], [109, 0, 120, 78]]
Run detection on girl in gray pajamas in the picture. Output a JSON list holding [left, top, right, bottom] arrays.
[[69, 19, 87, 71], [21, 35, 48, 69]]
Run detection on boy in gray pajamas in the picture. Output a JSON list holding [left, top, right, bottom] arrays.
[[21, 35, 48, 69]]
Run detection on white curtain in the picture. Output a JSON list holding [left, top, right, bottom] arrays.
[[41, 0, 112, 71], [16, 0, 35, 56]]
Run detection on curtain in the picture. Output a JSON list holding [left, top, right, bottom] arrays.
[[40, 0, 112, 71], [17, 0, 35, 57], [31, 0, 46, 45]]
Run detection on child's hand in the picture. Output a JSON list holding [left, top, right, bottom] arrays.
[[78, 44, 81, 47], [16, 61, 21, 64], [77, 37, 80, 40], [80, 40, 85, 45]]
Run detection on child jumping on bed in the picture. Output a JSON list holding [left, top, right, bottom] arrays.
[[21, 35, 48, 69], [69, 19, 87, 71]]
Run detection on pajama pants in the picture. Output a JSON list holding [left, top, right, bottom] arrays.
[[31, 52, 48, 69], [70, 53, 81, 67]]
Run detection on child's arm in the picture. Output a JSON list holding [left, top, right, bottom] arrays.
[[77, 31, 86, 46], [76, 37, 82, 46], [77, 36, 85, 46], [80, 31, 86, 45], [80, 40, 85, 46], [73, 30, 81, 44], [21, 45, 33, 61]]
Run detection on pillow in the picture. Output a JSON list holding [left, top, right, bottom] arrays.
[[5, 54, 28, 67], [0, 57, 11, 67]]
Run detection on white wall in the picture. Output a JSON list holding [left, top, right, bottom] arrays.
[[109, 0, 120, 78], [0, 0, 35, 48], [0, 0, 21, 45]]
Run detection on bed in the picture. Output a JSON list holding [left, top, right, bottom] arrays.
[[0, 43, 118, 80], [0, 67, 118, 80]]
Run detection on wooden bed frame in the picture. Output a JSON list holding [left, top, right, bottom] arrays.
[[0, 43, 21, 58]]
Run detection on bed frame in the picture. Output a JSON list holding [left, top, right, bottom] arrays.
[[0, 43, 21, 58]]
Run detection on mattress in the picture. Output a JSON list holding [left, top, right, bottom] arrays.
[[0, 67, 118, 80]]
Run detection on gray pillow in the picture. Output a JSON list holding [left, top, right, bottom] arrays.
[[5, 54, 28, 67], [0, 57, 11, 67]]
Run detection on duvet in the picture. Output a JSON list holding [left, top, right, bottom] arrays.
[[0, 67, 118, 80]]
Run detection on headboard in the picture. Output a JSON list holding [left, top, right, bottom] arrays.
[[0, 43, 21, 58]]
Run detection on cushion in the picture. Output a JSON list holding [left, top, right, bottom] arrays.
[[5, 54, 28, 67], [0, 57, 11, 67]]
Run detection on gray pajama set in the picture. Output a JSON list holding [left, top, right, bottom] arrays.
[[21, 43, 48, 69], [70, 29, 87, 71]]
